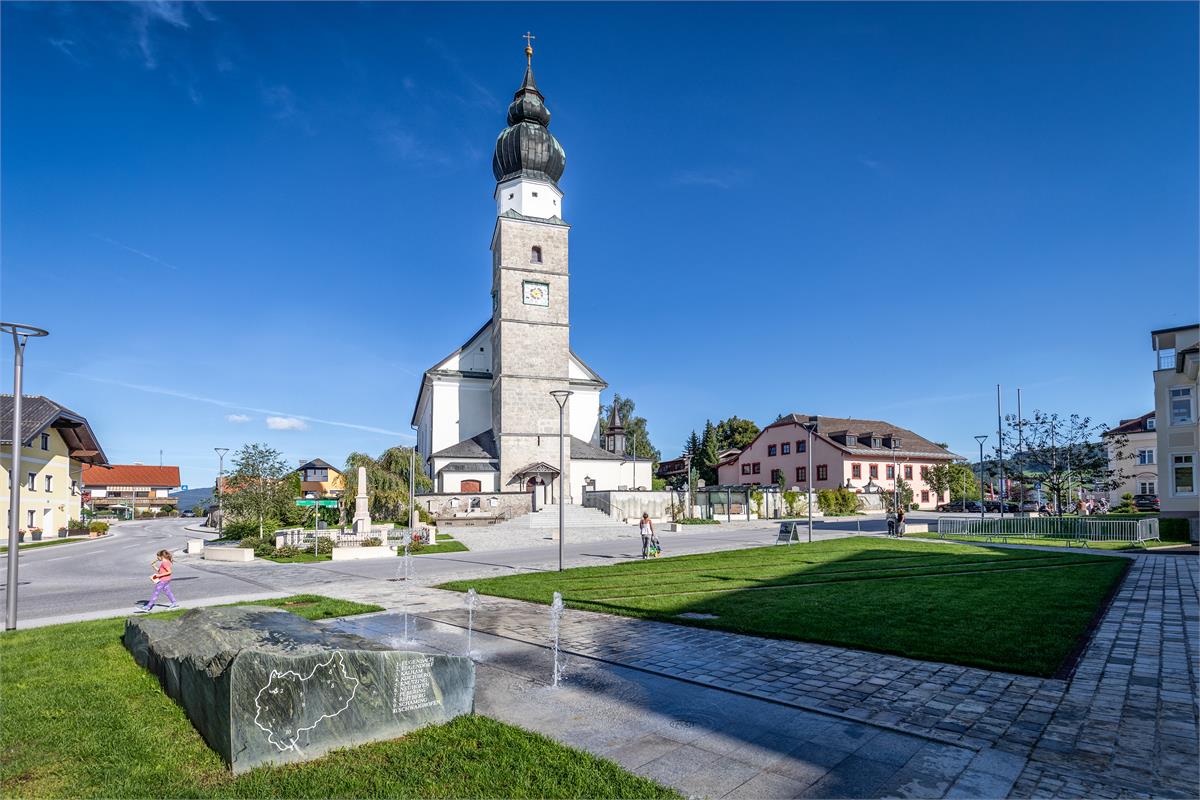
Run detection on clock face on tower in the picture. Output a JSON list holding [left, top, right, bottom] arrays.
[[522, 280, 550, 307]]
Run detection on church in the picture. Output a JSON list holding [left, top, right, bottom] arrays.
[[410, 42, 652, 509]]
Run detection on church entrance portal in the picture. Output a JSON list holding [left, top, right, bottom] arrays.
[[526, 477, 551, 510]]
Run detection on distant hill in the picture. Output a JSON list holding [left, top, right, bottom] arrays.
[[170, 487, 214, 512]]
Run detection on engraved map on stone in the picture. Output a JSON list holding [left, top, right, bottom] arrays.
[[391, 655, 439, 714], [253, 651, 361, 752]]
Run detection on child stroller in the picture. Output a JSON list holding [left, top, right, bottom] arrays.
[[648, 534, 662, 557]]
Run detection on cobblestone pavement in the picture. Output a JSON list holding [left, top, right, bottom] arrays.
[[420, 598, 1067, 754], [420, 552, 1200, 799], [1011, 554, 1199, 799]]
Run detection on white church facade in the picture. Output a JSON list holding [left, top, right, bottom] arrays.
[[410, 44, 653, 511]]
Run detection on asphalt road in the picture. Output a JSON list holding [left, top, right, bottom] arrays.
[[2, 513, 944, 627]]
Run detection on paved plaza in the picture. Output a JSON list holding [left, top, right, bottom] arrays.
[[401, 552, 1197, 798]]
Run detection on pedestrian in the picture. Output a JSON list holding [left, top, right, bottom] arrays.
[[639, 513, 654, 559], [138, 549, 178, 612], [896, 507, 906, 538]]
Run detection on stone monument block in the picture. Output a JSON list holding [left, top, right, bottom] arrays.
[[123, 606, 473, 773]]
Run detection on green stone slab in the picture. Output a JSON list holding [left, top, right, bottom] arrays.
[[123, 606, 474, 773]]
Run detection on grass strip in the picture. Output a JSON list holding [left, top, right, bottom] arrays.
[[0, 538, 89, 554], [0, 595, 675, 799]]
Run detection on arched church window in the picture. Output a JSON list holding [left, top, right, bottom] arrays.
[[530, 246, 543, 264]]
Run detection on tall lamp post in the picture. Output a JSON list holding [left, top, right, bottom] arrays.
[[890, 437, 903, 516], [974, 435, 988, 521], [802, 421, 816, 543], [549, 390, 573, 572], [3, 322, 49, 631], [214, 447, 229, 539]]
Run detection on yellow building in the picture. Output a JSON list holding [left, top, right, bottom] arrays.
[[1, 395, 108, 536], [298, 458, 344, 499]]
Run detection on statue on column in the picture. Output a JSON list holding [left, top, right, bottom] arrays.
[[352, 466, 372, 533]]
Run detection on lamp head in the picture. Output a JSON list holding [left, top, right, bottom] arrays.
[[549, 389, 573, 408]]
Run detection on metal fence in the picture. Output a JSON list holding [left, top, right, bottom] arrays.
[[936, 516, 1159, 544], [274, 528, 385, 548]]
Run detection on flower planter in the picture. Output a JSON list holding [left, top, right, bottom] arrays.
[[58, 528, 69, 538], [31, 530, 43, 542]]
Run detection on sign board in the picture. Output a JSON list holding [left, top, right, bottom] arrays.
[[295, 499, 338, 508], [776, 521, 799, 544]]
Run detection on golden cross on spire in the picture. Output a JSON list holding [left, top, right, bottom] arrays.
[[523, 31, 535, 64]]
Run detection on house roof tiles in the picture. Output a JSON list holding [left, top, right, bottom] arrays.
[[82, 464, 180, 488]]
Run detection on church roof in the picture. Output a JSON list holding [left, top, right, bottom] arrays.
[[440, 461, 499, 472], [571, 436, 625, 461], [492, 59, 566, 187], [429, 430, 498, 461]]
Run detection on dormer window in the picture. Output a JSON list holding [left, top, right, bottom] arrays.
[[870, 437, 881, 449], [845, 434, 857, 446], [1147, 418, 1156, 431], [530, 246, 543, 264]]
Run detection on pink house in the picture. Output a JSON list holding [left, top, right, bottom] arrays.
[[716, 414, 960, 510]]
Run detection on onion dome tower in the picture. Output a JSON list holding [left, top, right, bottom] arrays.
[[492, 35, 566, 220]]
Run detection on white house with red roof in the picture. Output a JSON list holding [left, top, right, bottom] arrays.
[[82, 464, 181, 517]]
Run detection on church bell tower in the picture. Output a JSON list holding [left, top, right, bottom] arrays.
[[490, 38, 573, 500]]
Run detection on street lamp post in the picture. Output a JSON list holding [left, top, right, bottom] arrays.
[[214, 447, 229, 539], [802, 422, 816, 543], [549, 390, 573, 572], [974, 435, 988, 521], [890, 437, 903, 517], [3, 322, 49, 631]]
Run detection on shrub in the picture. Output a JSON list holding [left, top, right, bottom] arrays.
[[88, 521, 109, 535], [678, 517, 718, 525], [222, 520, 259, 540], [817, 487, 858, 515], [362, 537, 382, 547], [271, 545, 302, 558], [67, 518, 85, 532], [751, 490, 764, 518], [1159, 518, 1192, 542], [238, 535, 278, 558], [316, 536, 335, 554]]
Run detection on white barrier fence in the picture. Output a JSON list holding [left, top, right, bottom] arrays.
[[937, 516, 1159, 544]]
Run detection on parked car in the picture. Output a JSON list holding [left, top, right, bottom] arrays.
[[1019, 501, 1040, 513], [983, 500, 1019, 513], [181, 510, 195, 518], [1133, 494, 1159, 512], [937, 500, 970, 512]]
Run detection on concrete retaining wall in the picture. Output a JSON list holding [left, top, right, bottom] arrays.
[[204, 547, 254, 562], [330, 546, 394, 561]]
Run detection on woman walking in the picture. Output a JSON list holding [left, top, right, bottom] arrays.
[[640, 513, 655, 559], [138, 549, 178, 612]]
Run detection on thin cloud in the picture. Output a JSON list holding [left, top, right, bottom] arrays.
[[266, 416, 308, 431], [260, 83, 314, 134], [425, 37, 500, 111], [859, 157, 882, 170], [65, 374, 410, 438], [130, 1, 191, 70], [48, 38, 80, 61], [226, 414, 251, 423], [94, 235, 179, 271], [672, 169, 750, 190]]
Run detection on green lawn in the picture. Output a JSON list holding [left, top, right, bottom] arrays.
[[441, 537, 1127, 676], [0, 595, 674, 799], [0, 537, 88, 554], [262, 551, 332, 563], [413, 534, 468, 555]]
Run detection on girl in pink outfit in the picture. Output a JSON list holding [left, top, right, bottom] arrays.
[[138, 549, 177, 612]]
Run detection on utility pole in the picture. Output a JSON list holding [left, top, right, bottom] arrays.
[[996, 384, 1005, 517]]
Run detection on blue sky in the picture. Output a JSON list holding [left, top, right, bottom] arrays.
[[2, 2, 1196, 488]]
